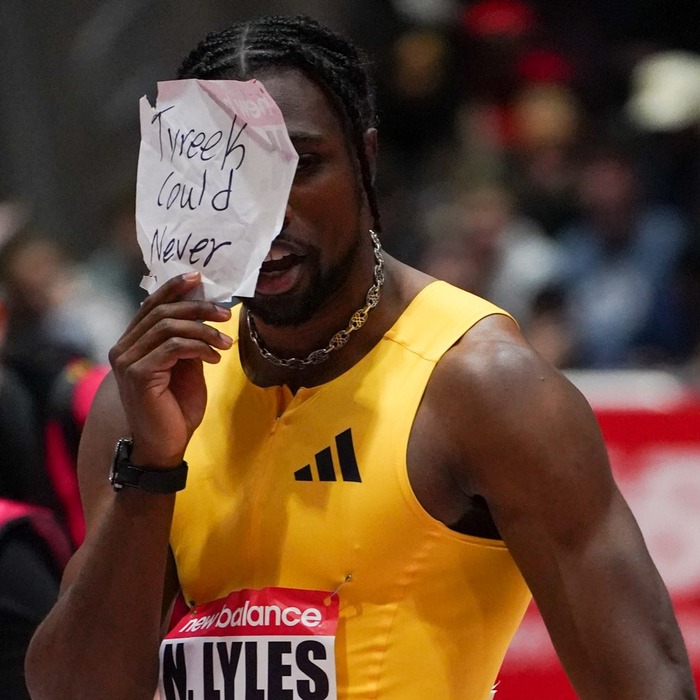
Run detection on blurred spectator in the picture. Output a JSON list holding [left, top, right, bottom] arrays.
[[0, 200, 109, 546], [451, 0, 539, 185], [0, 498, 71, 700], [507, 82, 583, 237], [626, 50, 700, 134], [377, 26, 460, 185], [0, 287, 58, 513], [0, 212, 128, 396], [625, 50, 700, 226], [450, 0, 587, 236], [370, 21, 463, 263], [459, 0, 537, 106], [0, 211, 85, 698], [80, 189, 146, 319], [524, 285, 576, 368], [0, 301, 105, 548], [556, 143, 690, 368], [0, 228, 91, 405], [43, 358, 108, 548], [419, 182, 561, 329]]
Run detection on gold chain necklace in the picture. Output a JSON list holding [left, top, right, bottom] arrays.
[[246, 230, 385, 370]]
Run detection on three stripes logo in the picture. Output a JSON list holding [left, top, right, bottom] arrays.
[[294, 428, 362, 482]]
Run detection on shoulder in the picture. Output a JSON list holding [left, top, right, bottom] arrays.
[[426, 314, 611, 505], [431, 313, 569, 411]]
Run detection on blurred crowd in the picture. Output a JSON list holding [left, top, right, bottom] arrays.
[[0, 193, 144, 697], [352, 0, 700, 377], [2, 1, 700, 696]]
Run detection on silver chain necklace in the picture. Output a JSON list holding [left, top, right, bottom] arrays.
[[246, 230, 385, 370]]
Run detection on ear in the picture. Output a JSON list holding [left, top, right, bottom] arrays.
[[363, 128, 378, 185]]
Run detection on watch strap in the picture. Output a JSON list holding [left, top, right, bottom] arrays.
[[110, 438, 188, 494]]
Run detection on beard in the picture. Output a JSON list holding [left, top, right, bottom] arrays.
[[241, 235, 363, 327]]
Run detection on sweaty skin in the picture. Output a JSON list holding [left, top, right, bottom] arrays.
[[25, 66, 696, 700]]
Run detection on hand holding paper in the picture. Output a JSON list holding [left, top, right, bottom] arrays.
[[136, 79, 299, 303]]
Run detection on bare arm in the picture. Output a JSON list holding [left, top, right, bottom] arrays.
[[25, 273, 232, 700], [434, 315, 696, 699]]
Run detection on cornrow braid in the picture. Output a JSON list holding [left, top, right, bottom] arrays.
[[178, 15, 382, 232]]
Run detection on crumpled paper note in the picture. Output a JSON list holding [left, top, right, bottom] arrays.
[[135, 78, 298, 302]]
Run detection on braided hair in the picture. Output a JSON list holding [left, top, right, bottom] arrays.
[[178, 15, 382, 232]]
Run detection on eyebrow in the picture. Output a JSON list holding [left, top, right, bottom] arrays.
[[287, 130, 326, 145]]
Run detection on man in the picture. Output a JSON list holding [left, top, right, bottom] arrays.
[[25, 15, 696, 700]]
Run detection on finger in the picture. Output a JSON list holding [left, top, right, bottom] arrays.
[[122, 272, 201, 333], [124, 337, 225, 380], [111, 318, 232, 372], [114, 298, 231, 357], [123, 272, 233, 336]]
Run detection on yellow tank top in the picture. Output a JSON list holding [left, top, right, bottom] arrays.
[[172, 280, 531, 699]]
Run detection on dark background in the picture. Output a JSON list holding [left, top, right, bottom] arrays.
[[1, 0, 699, 256]]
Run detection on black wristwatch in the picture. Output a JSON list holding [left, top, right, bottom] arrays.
[[109, 438, 188, 494]]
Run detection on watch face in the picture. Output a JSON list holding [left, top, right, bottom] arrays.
[[110, 438, 133, 490]]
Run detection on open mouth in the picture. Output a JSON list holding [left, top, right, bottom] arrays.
[[260, 249, 304, 274], [256, 242, 306, 295]]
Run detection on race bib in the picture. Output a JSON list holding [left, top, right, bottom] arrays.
[[158, 587, 338, 699]]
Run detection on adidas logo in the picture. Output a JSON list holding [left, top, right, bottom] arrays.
[[294, 428, 361, 482]]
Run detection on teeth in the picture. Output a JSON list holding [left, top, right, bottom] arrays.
[[264, 248, 290, 262]]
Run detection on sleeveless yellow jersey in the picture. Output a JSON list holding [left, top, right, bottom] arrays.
[[171, 280, 531, 699]]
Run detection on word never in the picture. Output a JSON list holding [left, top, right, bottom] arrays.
[[150, 227, 231, 268]]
